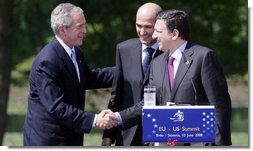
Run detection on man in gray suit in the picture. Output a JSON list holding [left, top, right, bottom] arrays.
[[102, 3, 162, 146], [117, 9, 232, 146]]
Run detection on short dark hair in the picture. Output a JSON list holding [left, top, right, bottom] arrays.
[[156, 9, 190, 40]]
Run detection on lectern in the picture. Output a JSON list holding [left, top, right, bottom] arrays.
[[142, 105, 215, 143]]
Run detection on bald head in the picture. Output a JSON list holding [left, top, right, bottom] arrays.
[[135, 2, 162, 46], [136, 2, 162, 20]]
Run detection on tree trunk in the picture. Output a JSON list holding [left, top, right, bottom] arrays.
[[0, 0, 13, 145]]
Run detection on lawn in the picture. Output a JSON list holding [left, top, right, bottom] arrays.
[[2, 130, 249, 146], [3, 87, 249, 146], [2, 65, 249, 146]]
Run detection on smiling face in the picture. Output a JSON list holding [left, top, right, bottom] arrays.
[[135, 3, 161, 46], [61, 13, 87, 48], [136, 13, 156, 46], [152, 19, 173, 52]]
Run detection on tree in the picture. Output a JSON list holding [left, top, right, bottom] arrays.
[[77, 0, 247, 75], [0, 0, 13, 145], [0, 0, 247, 144]]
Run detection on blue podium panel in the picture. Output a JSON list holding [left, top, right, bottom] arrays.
[[142, 106, 215, 143]]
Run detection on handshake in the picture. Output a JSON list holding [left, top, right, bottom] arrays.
[[95, 109, 119, 130]]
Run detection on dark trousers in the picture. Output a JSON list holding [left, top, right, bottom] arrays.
[[130, 124, 143, 146]]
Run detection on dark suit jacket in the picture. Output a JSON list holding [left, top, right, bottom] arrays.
[[23, 37, 114, 146], [103, 38, 162, 146], [119, 42, 232, 145]]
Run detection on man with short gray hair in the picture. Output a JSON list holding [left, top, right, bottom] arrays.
[[23, 3, 117, 146]]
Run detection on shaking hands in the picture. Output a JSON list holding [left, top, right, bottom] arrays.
[[95, 109, 119, 129]]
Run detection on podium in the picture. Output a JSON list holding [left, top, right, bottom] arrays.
[[142, 105, 215, 143]]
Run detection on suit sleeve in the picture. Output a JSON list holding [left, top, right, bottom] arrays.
[[201, 51, 232, 145], [119, 100, 144, 130], [85, 65, 115, 89], [117, 61, 155, 130], [74, 47, 114, 89], [36, 60, 95, 133]]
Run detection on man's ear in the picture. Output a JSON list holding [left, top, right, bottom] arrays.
[[171, 29, 179, 40], [58, 25, 66, 35]]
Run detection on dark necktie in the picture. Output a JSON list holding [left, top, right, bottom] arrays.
[[168, 56, 175, 91], [143, 47, 155, 74]]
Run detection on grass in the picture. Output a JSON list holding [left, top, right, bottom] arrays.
[[3, 85, 249, 146], [3, 129, 249, 146], [2, 58, 249, 146]]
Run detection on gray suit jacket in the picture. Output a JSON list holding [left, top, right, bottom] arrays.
[[103, 38, 162, 146], [119, 42, 232, 145]]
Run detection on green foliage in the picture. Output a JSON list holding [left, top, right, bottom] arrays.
[[12, 0, 247, 75], [15, 55, 34, 72], [77, 0, 140, 67], [12, 0, 57, 66], [231, 108, 248, 132], [11, 56, 34, 86], [157, 0, 248, 76]]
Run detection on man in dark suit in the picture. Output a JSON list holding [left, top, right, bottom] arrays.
[[23, 3, 117, 146], [102, 3, 162, 146], [116, 9, 232, 146]]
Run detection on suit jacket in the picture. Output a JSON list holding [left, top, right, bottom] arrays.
[[23, 37, 114, 146], [103, 38, 162, 146], [119, 42, 232, 145]]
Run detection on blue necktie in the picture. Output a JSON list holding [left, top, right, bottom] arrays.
[[70, 50, 80, 82], [143, 47, 155, 74]]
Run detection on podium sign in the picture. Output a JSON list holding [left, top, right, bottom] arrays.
[[142, 106, 215, 143]]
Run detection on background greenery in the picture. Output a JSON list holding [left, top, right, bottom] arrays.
[[1, 0, 248, 147], [3, 82, 249, 146], [11, 0, 247, 75]]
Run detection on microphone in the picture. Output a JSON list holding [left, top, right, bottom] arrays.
[[181, 52, 198, 105], [191, 77, 198, 105]]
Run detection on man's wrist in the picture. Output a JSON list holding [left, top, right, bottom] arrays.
[[92, 114, 97, 127], [114, 112, 122, 126]]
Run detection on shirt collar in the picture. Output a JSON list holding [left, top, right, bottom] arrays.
[[142, 43, 159, 52], [55, 35, 74, 57], [171, 41, 188, 61]]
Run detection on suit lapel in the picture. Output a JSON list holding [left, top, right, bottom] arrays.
[[63, 52, 80, 85], [129, 42, 144, 84], [52, 38, 80, 84], [161, 52, 172, 104], [123, 40, 145, 91], [170, 43, 194, 101], [75, 47, 85, 85], [154, 49, 163, 58], [143, 50, 163, 85], [136, 43, 143, 79]]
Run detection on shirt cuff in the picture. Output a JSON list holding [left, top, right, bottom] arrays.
[[92, 114, 97, 127], [114, 112, 123, 126]]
